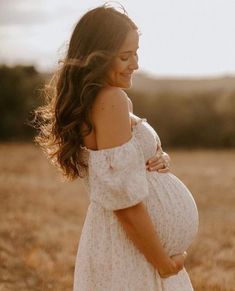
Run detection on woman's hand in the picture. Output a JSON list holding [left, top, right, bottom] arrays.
[[146, 144, 171, 173], [158, 251, 188, 279]]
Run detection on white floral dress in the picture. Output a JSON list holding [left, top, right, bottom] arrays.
[[73, 117, 199, 291]]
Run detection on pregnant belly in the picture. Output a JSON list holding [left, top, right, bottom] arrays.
[[145, 172, 199, 256]]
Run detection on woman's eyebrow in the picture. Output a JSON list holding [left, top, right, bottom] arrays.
[[120, 47, 139, 54], [120, 51, 132, 54]]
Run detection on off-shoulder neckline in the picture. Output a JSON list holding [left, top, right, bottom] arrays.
[[80, 118, 147, 153]]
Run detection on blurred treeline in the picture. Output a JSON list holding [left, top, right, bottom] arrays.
[[0, 65, 46, 141], [129, 74, 235, 148], [0, 65, 234, 148]]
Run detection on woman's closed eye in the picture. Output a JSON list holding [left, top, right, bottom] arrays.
[[120, 52, 138, 62], [120, 56, 129, 61]]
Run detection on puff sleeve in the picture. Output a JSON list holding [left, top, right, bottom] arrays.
[[87, 135, 150, 211]]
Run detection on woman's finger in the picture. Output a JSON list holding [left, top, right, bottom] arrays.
[[147, 155, 165, 166], [148, 162, 167, 171], [147, 151, 170, 166], [146, 143, 164, 164], [157, 167, 170, 173], [150, 157, 170, 168], [147, 152, 162, 165]]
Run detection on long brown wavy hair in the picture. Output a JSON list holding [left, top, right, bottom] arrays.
[[32, 4, 138, 181]]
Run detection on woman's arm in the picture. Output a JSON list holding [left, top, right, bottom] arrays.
[[114, 202, 178, 274], [93, 88, 183, 277]]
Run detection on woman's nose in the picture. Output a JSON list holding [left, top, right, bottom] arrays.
[[129, 55, 139, 70]]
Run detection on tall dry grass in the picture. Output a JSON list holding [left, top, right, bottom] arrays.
[[0, 143, 234, 290]]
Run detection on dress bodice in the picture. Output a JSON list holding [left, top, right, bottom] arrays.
[[80, 118, 162, 164]]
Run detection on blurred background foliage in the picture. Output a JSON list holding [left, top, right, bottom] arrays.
[[0, 65, 234, 148], [0, 65, 46, 141]]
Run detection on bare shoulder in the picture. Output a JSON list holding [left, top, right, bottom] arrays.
[[94, 86, 128, 108], [92, 87, 129, 122], [91, 87, 132, 150]]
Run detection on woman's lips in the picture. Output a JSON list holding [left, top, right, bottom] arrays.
[[121, 73, 132, 79]]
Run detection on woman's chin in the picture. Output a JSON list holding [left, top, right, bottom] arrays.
[[119, 80, 132, 89]]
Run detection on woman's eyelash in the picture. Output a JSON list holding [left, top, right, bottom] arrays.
[[120, 53, 138, 61], [120, 56, 129, 61]]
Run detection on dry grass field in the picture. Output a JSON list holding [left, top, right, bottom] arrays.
[[0, 143, 234, 291]]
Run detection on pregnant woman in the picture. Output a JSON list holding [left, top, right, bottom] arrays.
[[33, 4, 199, 290]]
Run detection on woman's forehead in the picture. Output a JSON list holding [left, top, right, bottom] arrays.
[[119, 30, 139, 53]]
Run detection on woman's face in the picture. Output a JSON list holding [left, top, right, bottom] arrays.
[[106, 29, 139, 89]]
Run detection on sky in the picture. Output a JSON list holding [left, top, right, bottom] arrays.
[[0, 0, 234, 77]]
